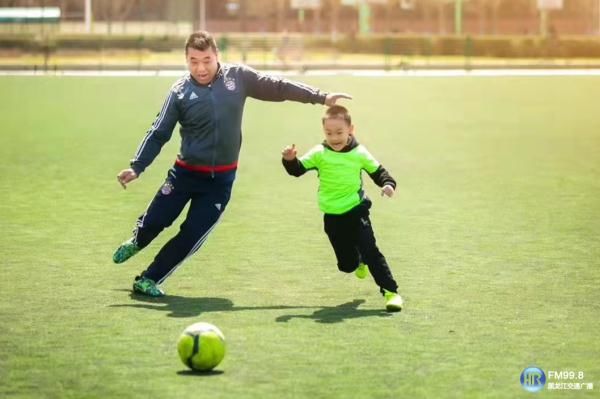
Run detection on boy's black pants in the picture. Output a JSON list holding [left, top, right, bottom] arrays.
[[323, 200, 398, 294]]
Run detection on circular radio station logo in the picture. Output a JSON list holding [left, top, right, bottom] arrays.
[[521, 367, 546, 392]]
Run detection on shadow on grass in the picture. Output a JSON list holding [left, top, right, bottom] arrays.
[[176, 369, 224, 377], [110, 291, 391, 323], [276, 299, 392, 324], [109, 290, 319, 318]]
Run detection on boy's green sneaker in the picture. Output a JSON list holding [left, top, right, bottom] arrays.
[[113, 238, 140, 264], [355, 263, 369, 279], [384, 290, 403, 312], [132, 276, 165, 297]]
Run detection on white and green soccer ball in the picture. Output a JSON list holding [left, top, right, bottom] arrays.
[[177, 322, 226, 371]]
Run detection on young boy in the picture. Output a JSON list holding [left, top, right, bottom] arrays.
[[281, 105, 403, 312]]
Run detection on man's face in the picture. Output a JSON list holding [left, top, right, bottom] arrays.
[[186, 47, 219, 85], [323, 117, 353, 151]]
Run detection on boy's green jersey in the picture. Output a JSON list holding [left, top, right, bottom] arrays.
[[299, 142, 381, 215]]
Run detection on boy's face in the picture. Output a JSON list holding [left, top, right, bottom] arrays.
[[186, 47, 219, 85], [323, 117, 353, 151]]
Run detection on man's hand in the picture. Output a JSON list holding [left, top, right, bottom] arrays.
[[281, 144, 297, 161], [381, 184, 395, 198], [117, 168, 138, 189], [325, 93, 352, 106]]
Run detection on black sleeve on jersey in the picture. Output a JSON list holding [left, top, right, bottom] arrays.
[[282, 158, 308, 177], [241, 66, 327, 104], [368, 166, 396, 189], [130, 89, 179, 175]]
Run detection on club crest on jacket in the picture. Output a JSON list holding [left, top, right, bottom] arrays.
[[224, 78, 236, 91], [161, 182, 174, 195]]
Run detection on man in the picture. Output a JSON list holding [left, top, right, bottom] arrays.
[[114, 31, 351, 297]]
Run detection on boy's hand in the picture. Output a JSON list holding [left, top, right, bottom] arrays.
[[281, 144, 297, 161], [381, 184, 395, 198]]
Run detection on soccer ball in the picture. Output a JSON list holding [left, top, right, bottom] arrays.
[[177, 322, 226, 371]]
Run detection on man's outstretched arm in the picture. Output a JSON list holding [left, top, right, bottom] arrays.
[[242, 66, 351, 106]]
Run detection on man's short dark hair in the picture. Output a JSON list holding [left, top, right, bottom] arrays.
[[322, 105, 352, 125], [185, 31, 218, 54]]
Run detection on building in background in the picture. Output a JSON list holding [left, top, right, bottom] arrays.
[[0, 0, 598, 36]]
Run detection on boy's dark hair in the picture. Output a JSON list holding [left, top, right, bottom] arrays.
[[185, 31, 218, 54], [322, 105, 352, 125]]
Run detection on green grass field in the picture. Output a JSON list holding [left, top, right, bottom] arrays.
[[1, 74, 599, 398]]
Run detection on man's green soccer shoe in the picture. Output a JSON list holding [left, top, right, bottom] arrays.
[[384, 290, 403, 312], [113, 238, 140, 264], [132, 276, 165, 297]]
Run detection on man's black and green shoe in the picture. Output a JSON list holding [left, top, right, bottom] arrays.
[[132, 276, 165, 297], [113, 238, 140, 264]]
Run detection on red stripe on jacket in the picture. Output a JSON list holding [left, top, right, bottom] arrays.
[[175, 159, 238, 173]]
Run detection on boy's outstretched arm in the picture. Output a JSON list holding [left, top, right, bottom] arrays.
[[368, 166, 397, 197], [281, 144, 307, 177]]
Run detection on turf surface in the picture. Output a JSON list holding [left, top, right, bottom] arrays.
[[1, 75, 599, 398]]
